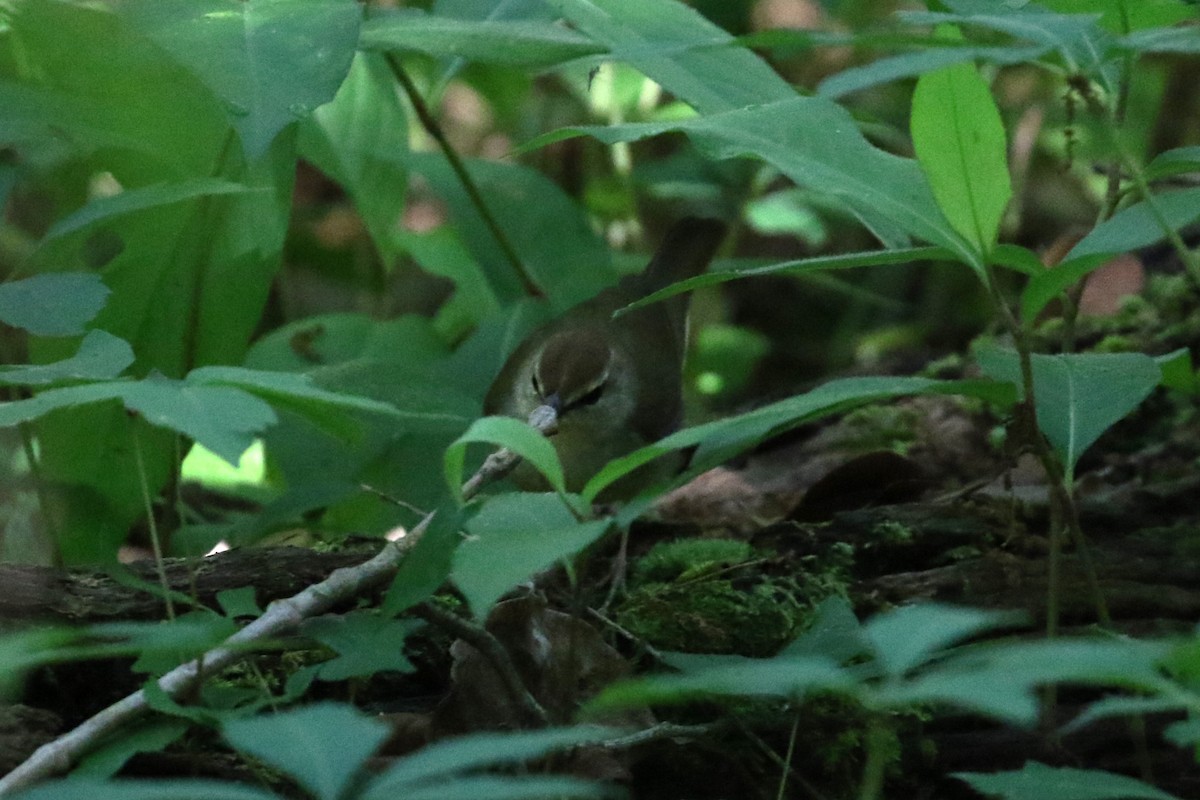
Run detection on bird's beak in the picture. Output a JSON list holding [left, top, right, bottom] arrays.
[[527, 403, 559, 436]]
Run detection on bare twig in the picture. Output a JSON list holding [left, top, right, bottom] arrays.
[[412, 601, 550, 727]]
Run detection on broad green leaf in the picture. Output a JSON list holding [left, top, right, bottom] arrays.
[[216, 587, 262, 619], [955, 761, 1182, 800], [444, 416, 565, 500], [0, 330, 132, 385], [1121, 25, 1200, 54], [409, 154, 617, 311], [1066, 186, 1200, 261], [452, 493, 608, 616], [871, 666, 1040, 725], [1019, 253, 1110, 325], [1165, 718, 1200, 748], [244, 313, 448, 373], [911, 33, 1011, 264], [382, 502, 465, 616], [620, 246, 953, 314], [902, 1, 1117, 93], [361, 726, 614, 798], [522, 98, 974, 262], [222, 703, 390, 800], [1144, 145, 1200, 182], [399, 776, 610, 800], [583, 376, 1014, 503], [120, 0, 362, 159], [361, 8, 606, 67], [300, 52, 408, 264], [5, 0, 230, 174], [588, 656, 852, 710], [127, 611, 239, 675], [122, 377, 277, 466], [74, 718, 190, 779], [780, 596, 871, 664], [0, 274, 110, 336], [881, 636, 1172, 726], [547, 0, 793, 114], [302, 611, 420, 681], [820, 40, 1047, 99], [10, 779, 279, 800], [975, 345, 1161, 478], [191, 366, 415, 429], [0, 376, 276, 466], [864, 603, 1021, 677], [1156, 348, 1197, 394], [43, 179, 258, 242]]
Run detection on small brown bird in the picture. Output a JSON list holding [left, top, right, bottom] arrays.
[[484, 217, 727, 497]]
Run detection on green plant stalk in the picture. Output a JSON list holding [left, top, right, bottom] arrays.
[[775, 711, 801, 800], [982, 267, 1111, 637], [1076, 77, 1200, 288], [857, 715, 891, 800], [131, 419, 176, 622], [384, 54, 541, 300]]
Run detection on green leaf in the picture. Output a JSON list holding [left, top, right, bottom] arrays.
[[974, 345, 1161, 477], [360, 726, 614, 797], [522, 98, 974, 262], [452, 494, 609, 616], [398, 776, 611, 800], [548, 0, 793, 114], [621, 246, 954, 314], [0, 378, 275, 467], [383, 502, 465, 616], [444, 416, 566, 501], [43, 179, 258, 242], [9, 779, 280, 800], [409, 154, 618, 311], [780, 596, 870, 664], [1019, 253, 1111, 324], [0, 330, 133, 385], [361, 8, 606, 67], [123, 377, 277, 466], [1066, 187, 1200, 261], [74, 718, 190, 779], [820, 40, 1048, 99], [1156, 348, 1197, 394], [222, 703, 390, 800], [216, 587, 262, 619], [0, 274, 110, 336], [588, 656, 853, 710], [583, 376, 1014, 503], [191, 366, 417, 433], [911, 31, 1011, 264], [955, 761, 1183, 800], [902, 2, 1116, 92], [299, 52, 408, 264], [879, 637, 1171, 726], [120, 0, 363, 159], [864, 603, 1021, 677], [1144, 145, 1200, 182], [302, 610, 419, 681]]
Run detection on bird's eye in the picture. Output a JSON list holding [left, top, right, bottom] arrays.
[[575, 383, 605, 408]]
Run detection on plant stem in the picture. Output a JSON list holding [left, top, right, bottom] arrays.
[[857, 716, 890, 800], [384, 54, 540, 300], [131, 419, 175, 622]]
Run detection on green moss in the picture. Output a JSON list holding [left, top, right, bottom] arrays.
[[633, 537, 753, 584], [617, 576, 801, 657]]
